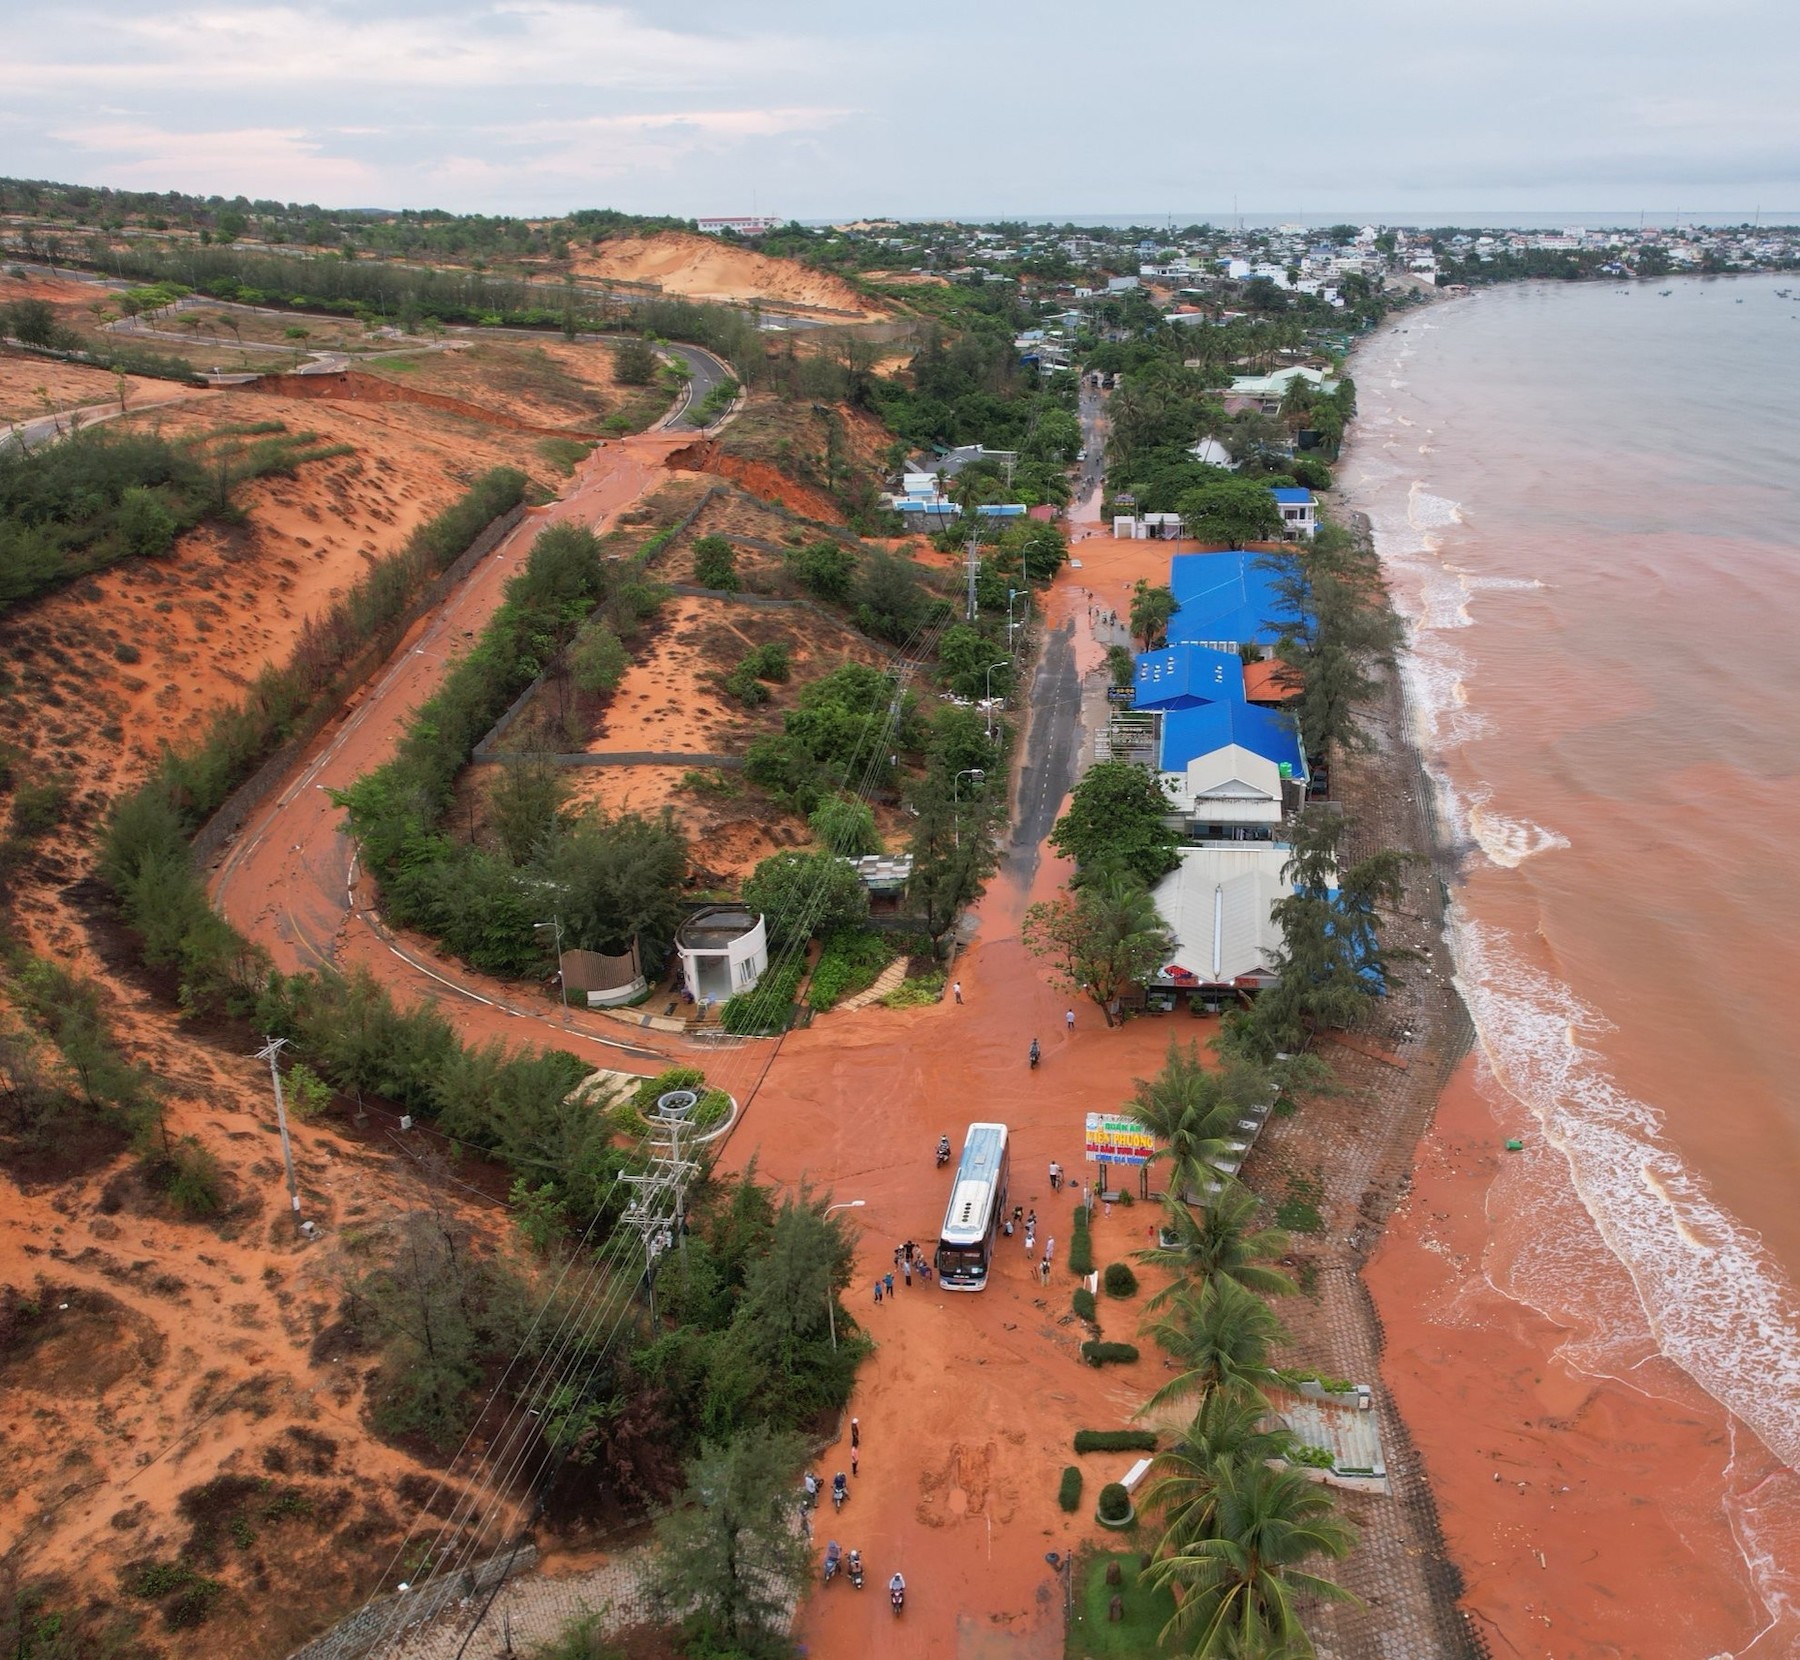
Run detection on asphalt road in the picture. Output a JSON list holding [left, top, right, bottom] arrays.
[[1007, 613, 1082, 892], [658, 341, 734, 430]]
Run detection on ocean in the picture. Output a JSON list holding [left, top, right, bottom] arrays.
[[1344, 274, 1800, 1633]]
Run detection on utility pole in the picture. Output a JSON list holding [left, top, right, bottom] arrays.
[[254, 1036, 303, 1231], [620, 1089, 701, 1325], [964, 522, 981, 622], [534, 914, 568, 1026]]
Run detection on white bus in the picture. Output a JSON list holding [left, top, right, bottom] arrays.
[[935, 1122, 1010, 1291]]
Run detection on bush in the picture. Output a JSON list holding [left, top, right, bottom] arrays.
[[1097, 1481, 1132, 1523], [785, 537, 857, 602], [569, 619, 629, 695], [1071, 1286, 1096, 1323], [613, 338, 660, 385], [1080, 1340, 1139, 1367], [1288, 1444, 1335, 1470], [719, 961, 803, 1035], [1068, 1206, 1094, 1277], [9, 778, 72, 839], [1072, 1429, 1158, 1454], [1103, 1262, 1138, 1298], [691, 534, 738, 592], [880, 973, 944, 1008], [1057, 1466, 1083, 1513], [634, 1067, 708, 1115], [806, 927, 898, 1012], [157, 1138, 226, 1218], [742, 641, 790, 682]]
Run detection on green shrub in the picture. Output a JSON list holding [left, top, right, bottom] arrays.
[[1057, 1466, 1083, 1513], [1288, 1444, 1335, 1470], [157, 1138, 225, 1218], [1080, 1340, 1139, 1368], [1072, 1429, 1158, 1454], [1071, 1287, 1096, 1323], [720, 961, 802, 1035], [1103, 1262, 1138, 1298], [691, 534, 739, 592], [806, 927, 899, 1012], [742, 641, 790, 682], [1096, 1481, 1132, 1523], [8, 778, 72, 839], [569, 619, 629, 695], [880, 973, 944, 1008], [722, 663, 769, 706], [634, 1067, 707, 1115], [1068, 1206, 1094, 1276]]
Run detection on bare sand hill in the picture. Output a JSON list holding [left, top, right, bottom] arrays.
[[574, 231, 884, 318]]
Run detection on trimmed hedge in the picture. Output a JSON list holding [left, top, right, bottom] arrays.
[[1068, 1204, 1094, 1277], [1097, 1482, 1132, 1523], [1057, 1466, 1083, 1513], [720, 960, 803, 1035], [1103, 1262, 1138, 1298], [1071, 1286, 1096, 1323], [1072, 1429, 1158, 1455], [1080, 1340, 1140, 1368]]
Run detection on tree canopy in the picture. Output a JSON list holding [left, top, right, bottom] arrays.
[[1050, 759, 1179, 887]]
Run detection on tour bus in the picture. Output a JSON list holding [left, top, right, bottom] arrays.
[[935, 1122, 1010, 1291]]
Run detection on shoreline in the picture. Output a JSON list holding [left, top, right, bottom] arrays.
[[1338, 305, 1800, 1656]]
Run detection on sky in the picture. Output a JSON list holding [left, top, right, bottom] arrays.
[[5, 0, 1799, 222]]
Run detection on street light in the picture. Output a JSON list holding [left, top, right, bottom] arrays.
[[1007, 588, 1027, 652], [953, 768, 985, 851], [534, 915, 568, 1027], [983, 661, 1010, 741], [823, 1199, 866, 1351]]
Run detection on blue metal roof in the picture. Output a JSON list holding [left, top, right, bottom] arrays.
[[1133, 644, 1244, 710], [1167, 551, 1293, 647], [1270, 487, 1315, 505], [1160, 700, 1306, 779]]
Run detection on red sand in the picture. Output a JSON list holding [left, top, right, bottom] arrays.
[[1368, 1055, 1800, 1657]]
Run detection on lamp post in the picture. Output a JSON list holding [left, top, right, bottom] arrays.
[[983, 661, 1010, 741], [1007, 587, 1025, 653], [534, 915, 567, 1026], [954, 767, 984, 850], [823, 1199, 866, 1351]]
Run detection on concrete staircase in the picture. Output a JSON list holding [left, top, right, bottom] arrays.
[[834, 957, 910, 1014]]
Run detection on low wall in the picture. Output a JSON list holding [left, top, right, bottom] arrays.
[[285, 1543, 539, 1660]]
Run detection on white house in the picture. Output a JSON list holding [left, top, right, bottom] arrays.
[[1151, 843, 1295, 988], [1270, 487, 1317, 540], [1162, 744, 1287, 831], [676, 906, 768, 1005]]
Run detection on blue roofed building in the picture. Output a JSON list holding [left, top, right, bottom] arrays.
[[1270, 486, 1317, 540], [1133, 644, 1245, 711], [1167, 550, 1294, 650], [1157, 702, 1306, 836]]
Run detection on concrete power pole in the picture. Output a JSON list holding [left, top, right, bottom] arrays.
[[254, 1036, 303, 1231], [619, 1090, 701, 1324], [964, 524, 981, 623]]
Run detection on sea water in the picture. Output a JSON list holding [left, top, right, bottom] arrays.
[[1343, 274, 1800, 1629]]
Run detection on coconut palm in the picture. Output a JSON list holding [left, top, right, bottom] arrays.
[[1142, 1274, 1285, 1413], [1129, 1042, 1265, 1203], [1142, 1383, 1294, 1555], [1142, 1181, 1296, 1307], [1148, 1458, 1359, 1658]]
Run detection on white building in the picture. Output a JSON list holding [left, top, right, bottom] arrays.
[[1151, 843, 1295, 988], [676, 906, 768, 1005], [1162, 744, 1287, 830], [696, 216, 780, 236]]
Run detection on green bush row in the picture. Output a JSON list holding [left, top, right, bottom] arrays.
[[720, 960, 803, 1035], [1071, 1286, 1096, 1323], [1072, 1429, 1158, 1454], [805, 927, 900, 1012], [1057, 1466, 1083, 1513], [1068, 1204, 1094, 1277], [1080, 1340, 1140, 1368]]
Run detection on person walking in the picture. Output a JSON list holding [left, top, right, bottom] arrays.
[[1038, 1256, 1051, 1287], [1026, 1209, 1037, 1235], [884, 1271, 895, 1298], [953, 980, 963, 1004], [1044, 1235, 1056, 1268], [851, 1444, 860, 1478], [874, 1279, 883, 1305], [902, 1258, 912, 1288], [851, 1417, 860, 1451], [1065, 1007, 1076, 1033], [1048, 1160, 1062, 1193], [1024, 1220, 1035, 1254]]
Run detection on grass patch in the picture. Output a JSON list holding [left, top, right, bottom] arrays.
[[1068, 1549, 1175, 1658], [880, 972, 944, 1008], [1275, 1168, 1326, 1234], [806, 927, 900, 1012], [536, 436, 595, 475]]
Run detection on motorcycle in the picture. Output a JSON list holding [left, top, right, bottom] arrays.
[[935, 1136, 951, 1167], [1028, 1039, 1040, 1070], [823, 1544, 841, 1586], [832, 1473, 847, 1512], [848, 1550, 864, 1590], [889, 1576, 906, 1616]]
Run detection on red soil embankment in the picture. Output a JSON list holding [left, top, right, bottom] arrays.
[[666, 440, 841, 522], [249, 370, 602, 439]]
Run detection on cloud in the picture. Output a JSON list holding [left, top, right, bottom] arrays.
[[44, 123, 377, 201]]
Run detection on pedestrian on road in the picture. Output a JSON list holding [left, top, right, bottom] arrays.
[[874, 1279, 883, 1305], [905, 1239, 916, 1264], [953, 980, 963, 1004], [884, 1272, 895, 1297], [851, 1445, 860, 1477], [1038, 1257, 1051, 1287], [893, 1246, 903, 1269], [1065, 1007, 1076, 1033], [1044, 1236, 1056, 1268], [1026, 1209, 1037, 1234], [851, 1418, 860, 1450], [903, 1259, 912, 1288], [1024, 1223, 1035, 1254], [1048, 1160, 1062, 1193]]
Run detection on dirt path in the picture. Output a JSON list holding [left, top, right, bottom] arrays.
[[207, 431, 692, 1072]]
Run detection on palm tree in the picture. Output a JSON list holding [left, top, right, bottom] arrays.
[[1142, 1181, 1296, 1306], [1142, 1274, 1285, 1413], [1142, 1382, 1293, 1555], [1129, 1042, 1262, 1202], [1148, 1459, 1359, 1658]]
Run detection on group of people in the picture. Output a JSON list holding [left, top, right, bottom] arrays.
[[873, 1240, 932, 1303], [814, 1420, 907, 1610]]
